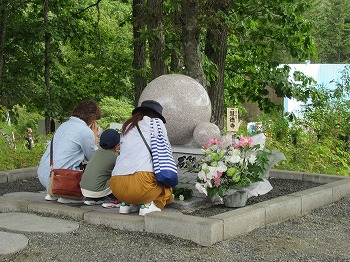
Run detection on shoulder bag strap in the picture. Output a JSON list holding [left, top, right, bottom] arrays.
[[136, 123, 152, 155], [50, 135, 54, 171]]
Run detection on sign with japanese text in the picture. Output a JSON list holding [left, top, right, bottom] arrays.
[[227, 108, 239, 132]]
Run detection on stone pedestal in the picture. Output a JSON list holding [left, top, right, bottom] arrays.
[[170, 145, 209, 209], [172, 144, 204, 195]]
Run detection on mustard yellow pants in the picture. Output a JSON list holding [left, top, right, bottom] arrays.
[[109, 171, 173, 209]]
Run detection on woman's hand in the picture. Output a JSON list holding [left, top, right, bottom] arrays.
[[90, 122, 99, 145]]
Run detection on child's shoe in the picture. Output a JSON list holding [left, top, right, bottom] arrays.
[[119, 202, 139, 214], [57, 197, 85, 204], [139, 201, 161, 216], [84, 197, 104, 206], [102, 197, 120, 208]]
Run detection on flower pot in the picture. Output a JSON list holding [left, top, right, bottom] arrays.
[[223, 191, 248, 207]]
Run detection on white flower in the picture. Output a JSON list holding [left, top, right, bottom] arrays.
[[248, 154, 257, 164], [207, 166, 218, 179], [195, 183, 208, 196], [205, 180, 213, 188], [217, 161, 227, 172], [226, 149, 241, 163], [198, 170, 207, 181]]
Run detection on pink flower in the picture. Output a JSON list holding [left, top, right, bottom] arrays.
[[204, 137, 222, 149], [234, 135, 254, 149], [213, 171, 222, 187]]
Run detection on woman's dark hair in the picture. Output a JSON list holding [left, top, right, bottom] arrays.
[[71, 100, 102, 126], [122, 110, 160, 135]]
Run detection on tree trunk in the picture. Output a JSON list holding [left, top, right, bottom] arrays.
[[169, 5, 182, 73], [0, 0, 7, 101], [146, 0, 167, 80], [44, 0, 51, 134], [132, 0, 147, 106], [181, 0, 206, 88], [204, 0, 230, 130]]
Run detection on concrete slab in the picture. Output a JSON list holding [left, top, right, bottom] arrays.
[[0, 212, 79, 233], [270, 169, 304, 180], [0, 231, 28, 255], [6, 167, 38, 182], [290, 186, 333, 214], [270, 169, 346, 184], [144, 211, 223, 247], [28, 202, 89, 221], [302, 173, 346, 184], [0, 172, 8, 183], [0, 196, 30, 212], [321, 178, 350, 202], [255, 195, 302, 225], [211, 205, 266, 240], [84, 211, 145, 232], [3, 191, 48, 203]]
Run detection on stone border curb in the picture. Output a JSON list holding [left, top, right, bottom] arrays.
[[0, 167, 349, 246], [0, 167, 38, 183]]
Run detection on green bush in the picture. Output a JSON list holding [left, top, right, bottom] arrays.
[[266, 130, 350, 176], [0, 131, 47, 171], [97, 96, 134, 130]]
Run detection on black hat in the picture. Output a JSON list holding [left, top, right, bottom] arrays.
[[99, 129, 120, 149], [132, 100, 166, 123]]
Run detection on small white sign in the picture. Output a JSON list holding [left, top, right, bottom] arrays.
[[227, 108, 239, 132]]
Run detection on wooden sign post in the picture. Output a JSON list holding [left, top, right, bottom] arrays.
[[226, 108, 239, 132]]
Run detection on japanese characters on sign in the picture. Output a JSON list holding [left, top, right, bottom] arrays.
[[227, 108, 239, 132]]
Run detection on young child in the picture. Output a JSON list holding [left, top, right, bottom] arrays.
[[80, 128, 120, 208]]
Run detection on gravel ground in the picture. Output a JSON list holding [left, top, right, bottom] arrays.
[[1, 177, 350, 261]]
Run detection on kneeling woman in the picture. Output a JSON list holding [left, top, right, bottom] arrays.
[[110, 100, 173, 216]]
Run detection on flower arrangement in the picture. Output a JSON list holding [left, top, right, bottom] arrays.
[[187, 132, 275, 198]]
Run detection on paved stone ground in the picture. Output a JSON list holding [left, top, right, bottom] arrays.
[[0, 197, 349, 261], [0, 176, 350, 261]]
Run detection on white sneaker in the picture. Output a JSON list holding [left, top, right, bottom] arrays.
[[102, 199, 120, 208], [57, 197, 85, 204], [84, 199, 104, 206], [139, 202, 161, 216], [45, 194, 58, 201], [119, 202, 139, 214]]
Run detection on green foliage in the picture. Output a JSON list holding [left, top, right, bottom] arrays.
[[9, 105, 43, 136], [0, 0, 349, 177], [266, 132, 350, 176], [1, 0, 133, 123], [258, 67, 350, 177], [97, 96, 134, 130], [309, 0, 350, 63], [222, 0, 317, 113], [172, 187, 193, 200], [0, 126, 47, 171]]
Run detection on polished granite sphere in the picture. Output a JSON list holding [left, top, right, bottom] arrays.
[[138, 74, 212, 145], [193, 122, 221, 147]]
